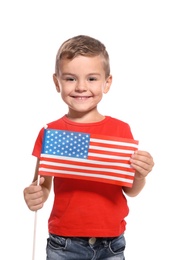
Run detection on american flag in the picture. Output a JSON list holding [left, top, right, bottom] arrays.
[[38, 129, 139, 187]]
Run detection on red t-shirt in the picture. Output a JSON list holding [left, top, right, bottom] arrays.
[[32, 115, 134, 237]]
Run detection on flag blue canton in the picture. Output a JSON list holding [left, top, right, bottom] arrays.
[[42, 129, 90, 159]]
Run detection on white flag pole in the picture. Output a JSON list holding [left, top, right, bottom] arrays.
[[32, 175, 40, 260]]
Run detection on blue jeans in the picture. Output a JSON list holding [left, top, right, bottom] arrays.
[[46, 233, 125, 260]]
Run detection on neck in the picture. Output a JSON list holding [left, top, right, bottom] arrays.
[[66, 110, 105, 123]]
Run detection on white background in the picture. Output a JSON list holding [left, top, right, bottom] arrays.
[[0, 0, 173, 259]]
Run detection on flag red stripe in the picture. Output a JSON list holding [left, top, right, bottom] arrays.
[[39, 161, 135, 176], [38, 170, 133, 187], [90, 134, 138, 145], [39, 156, 133, 173], [40, 155, 132, 166], [39, 164, 134, 179], [88, 148, 135, 157], [87, 155, 130, 162], [90, 141, 138, 151]]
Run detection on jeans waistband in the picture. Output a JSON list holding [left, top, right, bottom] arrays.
[[73, 236, 117, 245]]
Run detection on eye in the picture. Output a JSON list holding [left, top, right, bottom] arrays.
[[65, 77, 76, 81], [88, 77, 97, 81]]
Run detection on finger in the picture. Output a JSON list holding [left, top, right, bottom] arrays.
[[24, 188, 44, 210], [130, 158, 154, 178], [131, 151, 154, 168], [31, 176, 45, 187], [27, 197, 44, 211]]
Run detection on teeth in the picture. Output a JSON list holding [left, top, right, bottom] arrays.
[[72, 96, 90, 100]]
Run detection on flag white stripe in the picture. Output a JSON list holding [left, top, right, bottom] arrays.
[[39, 167, 133, 183], [90, 138, 138, 148], [40, 155, 131, 167], [89, 145, 135, 154], [42, 153, 131, 161], [88, 152, 131, 159], [41, 154, 131, 164], [40, 160, 134, 176]]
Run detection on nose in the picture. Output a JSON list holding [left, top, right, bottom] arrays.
[[75, 80, 87, 92]]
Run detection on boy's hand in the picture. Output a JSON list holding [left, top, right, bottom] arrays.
[[130, 150, 154, 179], [23, 177, 45, 211]]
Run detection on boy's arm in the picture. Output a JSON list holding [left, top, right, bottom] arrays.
[[23, 158, 52, 211], [123, 150, 154, 197]]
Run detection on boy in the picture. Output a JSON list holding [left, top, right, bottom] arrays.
[[23, 35, 154, 260]]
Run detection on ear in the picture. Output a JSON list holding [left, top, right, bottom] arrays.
[[103, 75, 112, 94], [53, 74, 60, 93]]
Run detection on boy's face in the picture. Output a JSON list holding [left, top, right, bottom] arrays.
[[53, 55, 112, 116]]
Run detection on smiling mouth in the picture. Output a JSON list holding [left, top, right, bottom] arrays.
[[71, 96, 92, 100]]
